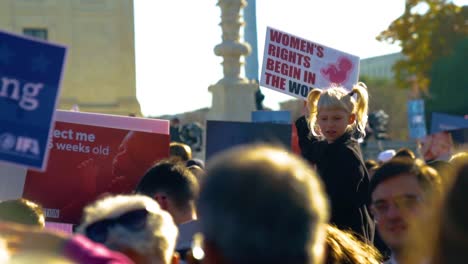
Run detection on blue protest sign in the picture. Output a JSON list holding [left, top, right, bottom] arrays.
[[251, 110, 291, 124], [407, 99, 427, 139], [430, 112, 468, 134], [0, 30, 67, 171], [206, 120, 292, 161]]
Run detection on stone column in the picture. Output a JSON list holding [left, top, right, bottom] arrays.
[[207, 0, 258, 122]]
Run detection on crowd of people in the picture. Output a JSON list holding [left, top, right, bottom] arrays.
[[0, 83, 467, 264]]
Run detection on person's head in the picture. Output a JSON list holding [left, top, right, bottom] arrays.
[[307, 82, 369, 143], [369, 158, 442, 255], [427, 160, 454, 189], [325, 225, 382, 264], [169, 142, 192, 162], [394, 148, 416, 160], [170, 118, 180, 127], [197, 144, 329, 264], [135, 160, 199, 225], [78, 194, 178, 264], [0, 199, 45, 228], [449, 151, 468, 168], [436, 151, 468, 188], [431, 161, 468, 264], [187, 165, 205, 183], [112, 131, 169, 178]]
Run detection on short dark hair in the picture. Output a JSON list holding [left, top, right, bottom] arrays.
[[198, 144, 329, 264], [169, 142, 192, 162], [370, 158, 442, 198], [0, 198, 45, 227], [135, 160, 199, 210]]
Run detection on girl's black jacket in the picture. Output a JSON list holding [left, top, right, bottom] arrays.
[[295, 116, 374, 243]]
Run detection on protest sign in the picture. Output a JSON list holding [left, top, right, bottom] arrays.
[[45, 222, 73, 234], [251, 110, 301, 154], [260, 27, 359, 100], [407, 99, 427, 139], [0, 30, 67, 170], [430, 112, 468, 134], [205, 120, 292, 161], [251, 110, 291, 124], [22, 110, 170, 224]]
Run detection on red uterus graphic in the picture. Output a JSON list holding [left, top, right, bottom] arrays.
[[320, 56, 354, 84]]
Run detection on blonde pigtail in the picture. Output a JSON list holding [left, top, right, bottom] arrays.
[[351, 82, 369, 138], [307, 89, 323, 137]]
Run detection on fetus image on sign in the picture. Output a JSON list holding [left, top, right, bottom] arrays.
[[320, 56, 353, 84]]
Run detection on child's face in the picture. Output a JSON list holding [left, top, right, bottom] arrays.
[[317, 107, 354, 143]]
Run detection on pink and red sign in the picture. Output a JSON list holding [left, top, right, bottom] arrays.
[[22, 110, 170, 224], [260, 27, 360, 100]]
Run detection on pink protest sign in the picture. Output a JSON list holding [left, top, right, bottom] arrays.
[[45, 221, 73, 234], [260, 27, 360, 100], [22, 110, 170, 224]]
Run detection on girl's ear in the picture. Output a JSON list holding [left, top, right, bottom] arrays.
[[348, 113, 356, 125]]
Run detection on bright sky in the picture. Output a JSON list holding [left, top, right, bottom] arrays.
[[133, 0, 416, 117]]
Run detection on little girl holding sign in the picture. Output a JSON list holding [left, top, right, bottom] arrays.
[[295, 82, 374, 243]]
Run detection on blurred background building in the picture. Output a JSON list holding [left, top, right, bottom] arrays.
[[0, 0, 141, 116], [359, 52, 404, 79]]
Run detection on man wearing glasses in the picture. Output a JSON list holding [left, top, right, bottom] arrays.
[[369, 158, 442, 264]]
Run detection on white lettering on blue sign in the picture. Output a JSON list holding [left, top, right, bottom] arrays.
[[15, 136, 40, 155], [0, 77, 43, 111], [0, 133, 40, 156]]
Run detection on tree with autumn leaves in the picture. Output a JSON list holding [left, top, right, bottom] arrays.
[[377, 0, 467, 127], [377, 0, 466, 92]]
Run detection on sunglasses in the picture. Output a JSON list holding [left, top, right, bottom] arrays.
[[84, 208, 149, 243]]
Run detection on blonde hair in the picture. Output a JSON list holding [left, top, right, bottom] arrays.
[[0, 198, 45, 228], [307, 83, 369, 139], [78, 194, 178, 264], [449, 151, 468, 168], [325, 225, 382, 264]]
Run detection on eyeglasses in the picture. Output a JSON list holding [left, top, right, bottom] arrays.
[[371, 194, 423, 218], [84, 208, 149, 243]]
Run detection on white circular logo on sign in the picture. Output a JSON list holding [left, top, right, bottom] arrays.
[[0, 133, 16, 150]]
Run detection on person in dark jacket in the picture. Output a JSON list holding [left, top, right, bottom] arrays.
[[295, 82, 374, 243]]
